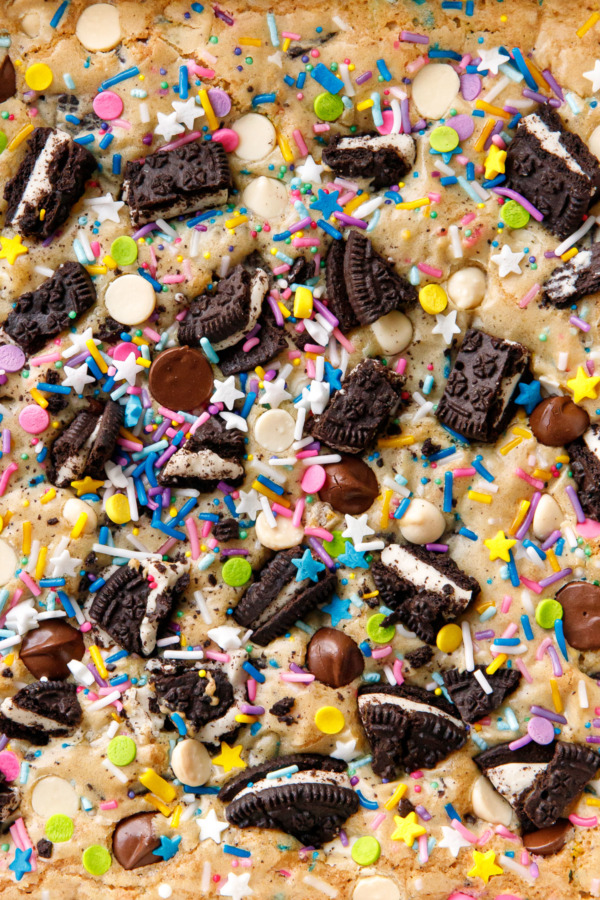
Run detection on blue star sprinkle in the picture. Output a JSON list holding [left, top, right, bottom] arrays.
[[309, 188, 343, 219], [291, 548, 326, 583], [324, 361, 343, 391], [153, 835, 182, 861], [9, 847, 32, 882], [338, 541, 369, 569], [322, 594, 353, 627], [514, 380, 542, 414]]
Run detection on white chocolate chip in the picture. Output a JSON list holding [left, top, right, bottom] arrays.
[[471, 774, 513, 826], [31, 776, 79, 818], [0, 539, 17, 586], [532, 494, 563, 541], [411, 64, 460, 120], [105, 274, 156, 326], [370, 311, 413, 354], [170, 738, 211, 787], [254, 409, 295, 452], [447, 267, 487, 310], [62, 498, 98, 534], [398, 498, 445, 545], [233, 113, 277, 161], [255, 512, 304, 550], [353, 876, 401, 900], [242, 176, 288, 219], [20, 12, 41, 38], [75, 3, 121, 53], [589, 125, 600, 161]]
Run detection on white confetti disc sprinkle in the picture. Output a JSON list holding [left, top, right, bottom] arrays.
[[105, 274, 156, 326]]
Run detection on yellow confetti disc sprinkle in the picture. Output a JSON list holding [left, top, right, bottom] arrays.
[[105, 493, 131, 525], [419, 283, 448, 315], [25, 63, 53, 91], [436, 623, 463, 653], [314, 705, 345, 734]]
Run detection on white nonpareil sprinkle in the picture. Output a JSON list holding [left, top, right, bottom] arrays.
[[102, 759, 129, 784], [578, 680, 589, 709], [473, 668, 494, 695], [88, 691, 121, 712], [163, 650, 204, 660], [194, 590, 213, 625], [463, 621, 474, 672]]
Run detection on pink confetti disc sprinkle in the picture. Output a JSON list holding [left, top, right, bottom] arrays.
[[301, 464, 327, 494]]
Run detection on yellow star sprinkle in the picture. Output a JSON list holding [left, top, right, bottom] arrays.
[[566, 366, 600, 404], [212, 742, 246, 773], [70, 476, 105, 497], [390, 811, 426, 847], [0, 234, 28, 265], [484, 144, 506, 180], [467, 849, 503, 884], [484, 530, 516, 562]]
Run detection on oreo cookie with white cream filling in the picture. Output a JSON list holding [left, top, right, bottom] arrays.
[[322, 132, 416, 189], [158, 416, 246, 492], [566, 424, 600, 521], [0, 681, 81, 746], [47, 400, 122, 488]]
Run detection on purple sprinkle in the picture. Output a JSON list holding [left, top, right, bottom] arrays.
[[475, 630, 495, 641], [460, 72, 481, 101], [194, 223, 208, 232], [141, 133, 153, 146], [350, 776, 359, 786], [546, 644, 563, 677], [333, 211, 368, 229], [530, 705, 567, 724], [509, 734, 533, 751], [162, 488, 171, 507], [355, 71, 372, 86], [240, 704, 265, 715], [522, 88, 548, 104], [399, 31, 429, 44], [208, 404, 220, 415], [0, 734, 8, 751], [544, 250, 557, 258], [220, 548, 250, 557], [541, 529, 561, 550], [411, 118, 427, 133], [339, 829, 349, 847], [217, 481, 235, 495], [267, 295, 285, 326], [566, 485, 586, 523], [538, 568, 572, 589], [213, 5, 234, 24], [307, 536, 334, 568], [132, 222, 157, 240], [415, 805, 432, 822], [289, 216, 312, 234], [155, 445, 177, 468], [148, 486, 164, 497], [290, 662, 309, 674], [88, 663, 108, 687], [400, 98, 411, 134], [570, 315, 591, 332], [542, 68, 564, 102], [425, 543, 448, 552], [516, 491, 541, 541], [548, 97, 561, 108], [502, 105, 520, 115]]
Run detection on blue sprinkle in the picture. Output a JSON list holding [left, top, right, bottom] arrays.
[[520, 615, 534, 640], [459, 526, 478, 541], [224, 845, 251, 857], [100, 66, 140, 91], [99, 133, 114, 150], [50, 0, 70, 29], [243, 661, 266, 683], [376, 59, 392, 82], [251, 92, 277, 107], [310, 63, 344, 94], [445, 803, 460, 821], [356, 790, 378, 810]]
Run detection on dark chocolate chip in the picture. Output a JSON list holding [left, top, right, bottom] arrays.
[[318, 454, 379, 514], [112, 813, 161, 870], [530, 396, 590, 446], [306, 627, 364, 687], [0, 56, 16, 103], [19, 620, 85, 680], [556, 581, 600, 651], [148, 346, 214, 411], [523, 820, 571, 856]]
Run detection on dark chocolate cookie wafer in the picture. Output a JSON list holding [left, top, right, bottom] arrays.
[[0, 681, 81, 746], [47, 400, 122, 488], [542, 242, 600, 307], [158, 416, 246, 492], [233, 547, 337, 646], [3, 127, 96, 238], [325, 238, 359, 334], [322, 132, 416, 189], [218, 319, 288, 376], [219, 753, 358, 847], [310, 358, 405, 453], [504, 106, 600, 239], [371, 542, 480, 643], [3, 261, 96, 355], [442, 665, 521, 724], [436, 328, 530, 442], [566, 424, 600, 520], [358, 682, 467, 779], [0, 770, 19, 823], [89, 558, 189, 656]]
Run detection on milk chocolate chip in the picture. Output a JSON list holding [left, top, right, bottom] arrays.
[[19, 620, 85, 680], [149, 346, 214, 411], [530, 396, 590, 446], [306, 627, 364, 687], [112, 812, 161, 870], [318, 455, 378, 514], [523, 819, 571, 856], [556, 581, 600, 650]]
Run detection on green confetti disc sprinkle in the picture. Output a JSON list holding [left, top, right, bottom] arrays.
[[501, 199, 530, 229], [313, 91, 344, 122], [110, 235, 138, 266], [107, 735, 137, 767], [351, 835, 381, 866], [535, 598, 563, 629], [82, 845, 112, 876], [222, 557, 252, 587], [0, 132, 7, 155], [429, 125, 459, 152], [366, 613, 396, 644], [45, 814, 74, 843]]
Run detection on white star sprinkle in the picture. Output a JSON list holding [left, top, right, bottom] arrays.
[[5, 600, 39, 636], [83, 192, 124, 224], [235, 489, 263, 519], [296, 381, 330, 415], [220, 872, 254, 900], [330, 738, 360, 762], [172, 97, 204, 130], [477, 47, 510, 76], [112, 352, 144, 386], [62, 326, 100, 359], [583, 60, 600, 93], [154, 110, 185, 142], [260, 377, 291, 409], [61, 362, 95, 395], [342, 513, 375, 548], [295, 154, 325, 185], [49, 548, 82, 579], [207, 625, 243, 651], [432, 309, 461, 345], [438, 825, 471, 858], [491, 243, 525, 277], [198, 809, 229, 844], [211, 376, 245, 411], [220, 411, 248, 432]]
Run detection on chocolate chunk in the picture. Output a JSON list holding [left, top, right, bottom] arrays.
[[0, 681, 81, 746], [89, 558, 189, 656], [270, 696, 295, 723], [112, 813, 161, 870], [0, 56, 16, 103], [233, 547, 337, 646], [542, 243, 600, 307], [219, 753, 359, 847], [212, 518, 240, 542], [504, 106, 600, 239], [122, 140, 232, 227], [36, 838, 52, 858], [4, 127, 96, 239], [306, 627, 364, 687], [158, 416, 246, 492], [325, 239, 359, 333], [148, 346, 214, 411], [218, 320, 288, 376], [404, 645, 434, 670], [318, 454, 379, 514], [436, 328, 530, 442], [340, 232, 417, 328], [0, 771, 19, 823], [310, 358, 405, 454], [47, 400, 122, 488], [442, 666, 521, 724], [323, 132, 416, 189], [19, 620, 85, 680], [530, 396, 590, 446], [372, 543, 480, 644], [556, 581, 600, 651], [358, 683, 467, 779], [3, 261, 96, 356], [566, 424, 600, 520], [523, 820, 571, 856]]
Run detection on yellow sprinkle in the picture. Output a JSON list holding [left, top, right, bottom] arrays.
[[550, 678, 563, 713], [70, 512, 88, 540], [137, 358, 151, 368], [277, 132, 294, 163], [561, 246, 578, 262], [198, 88, 219, 131], [293, 285, 313, 318], [30, 388, 48, 409], [377, 435, 415, 448], [468, 490, 493, 504], [486, 654, 508, 675], [477, 601, 494, 614], [361, 591, 380, 600], [139, 768, 177, 804], [251, 480, 290, 506], [509, 499, 530, 535], [577, 11, 600, 37], [22, 521, 31, 556], [235, 714, 258, 724], [282, 37, 291, 52], [144, 794, 172, 817], [546, 547, 560, 572], [103, 255, 118, 270], [170, 804, 182, 828], [475, 99, 511, 120], [131, 336, 150, 346], [523, 59, 548, 93], [499, 437, 522, 456], [40, 488, 56, 504], [120, 426, 142, 445], [586, 797, 600, 807], [4, 653, 14, 666], [396, 198, 430, 210], [384, 783, 407, 810], [8, 123, 34, 152], [254, 367, 266, 379], [555, 454, 569, 464], [181, 635, 187, 648], [356, 99, 374, 112], [86, 339, 108, 374], [35, 546, 47, 581], [89, 644, 108, 680], [39, 209, 46, 221], [474, 118, 496, 153], [239, 37, 262, 46], [533, 469, 552, 481], [85, 265, 108, 276], [225, 214, 248, 229], [512, 426, 531, 439], [344, 193, 369, 214], [277, 301, 291, 319], [380, 489, 392, 529]]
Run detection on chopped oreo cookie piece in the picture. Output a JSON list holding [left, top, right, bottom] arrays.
[[233, 546, 337, 646], [178, 265, 269, 351], [567, 424, 600, 521], [218, 320, 288, 376], [504, 106, 600, 239], [442, 666, 521, 724], [436, 328, 530, 442], [358, 683, 467, 779], [47, 400, 122, 488], [322, 132, 416, 189], [310, 358, 405, 454], [0, 681, 81, 746], [325, 238, 359, 333], [3, 261, 96, 356], [371, 543, 480, 644], [476, 740, 598, 831], [89, 558, 189, 656], [122, 140, 232, 227], [219, 753, 358, 847], [542, 243, 600, 307], [0, 770, 19, 822], [4, 127, 96, 239], [158, 416, 246, 492]]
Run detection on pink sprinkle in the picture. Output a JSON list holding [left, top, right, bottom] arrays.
[[292, 498, 305, 528], [90, 241, 101, 257], [292, 129, 308, 156], [452, 819, 478, 843], [521, 849, 530, 866], [304, 526, 333, 542], [332, 328, 355, 353], [280, 672, 315, 683], [409, 770, 423, 779], [185, 517, 200, 560], [516, 658, 533, 683], [372, 646, 392, 660], [305, 358, 316, 379], [501, 595, 513, 613], [272, 264, 290, 275], [519, 576, 542, 594], [0, 462, 18, 496], [143, 328, 161, 342], [18, 571, 41, 597], [205, 650, 230, 662], [393, 658, 404, 684], [569, 814, 598, 827], [247, 678, 257, 702], [243, 337, 260, 353], [296, 450, 318, 460], [163, 274, 186, 284], [396, 357, 407, 375], [272, 503, 292, 518], [453, 467, 476, 477], [303, 344, 326, 354], [418, 833, 429, 863], [427, 192, 441, 203], [100, 800, 118, 810], [157, 538, 177, 555], [536, 636, 553, 661], [477, 828, 493, 845], [406, 55, 428, 74], [187, 64, 215, 79], [518, 282, 541, 308], [281, 31, 301, 39], [417, 262, 443, 278], [111, 118, 131, 130], [370, 811, 386, 831], [292, 237, 320, 248], [515, 467, 545, 490], [501, 622, 519, 640], [30, 352, 62, 366], [495, 824, 520, 841], [80, 622, 92, 633], [189, 411, 211, 435], [313, 123, 330, 134], [461, 212, 476, 226], [159, 129, 203, 153]]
